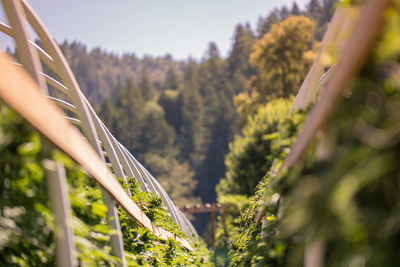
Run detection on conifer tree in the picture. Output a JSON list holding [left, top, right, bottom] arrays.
[[163, 67, 180, 91], [114, 79, 145, 154], [138, 67, 156, 101], [292, 2, 301, 15], [99, 99, 118, 134], [257, 11, 278, 37], [139, 102, 177, 159], [227, 24, 255, 93], [321, 0, 337, 24], [158, 89, 183, 134], [179, 61, 205, 168], [307, 0, 323, 30], [279, 5, 290, 20]]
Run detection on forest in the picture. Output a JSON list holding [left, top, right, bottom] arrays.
[[57, 0, 336, 234], [2, 0, 400, 266]]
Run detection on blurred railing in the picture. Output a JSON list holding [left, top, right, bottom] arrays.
[[256, 1, 392, 267], [0, 0, 196, 266]]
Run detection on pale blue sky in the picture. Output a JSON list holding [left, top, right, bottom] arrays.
[[1, 0, 310, 60]]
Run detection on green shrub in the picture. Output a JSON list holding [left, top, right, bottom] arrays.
[[0, 101, 212, 266], [229, 1, 400, 266]]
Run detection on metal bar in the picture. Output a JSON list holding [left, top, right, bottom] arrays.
[[151, 175, 188, 231], [43, 158, 78, 267], [142, 166, 183, 228], [82, 98, 127, 184], [121, 146, 158, 193], [64, 116, 81, 126], [0, 21, 13, 36], [117, 141, 149, 191], [21, 0, 103, 168], [30, 39, 55, 69], [1, 0, 48, 95], [96, 121, 144, 188], [46, 96, 76, 113], [0, 21, 55, 70], [178, 208, 198, 236], [42, 72, 69, 94]]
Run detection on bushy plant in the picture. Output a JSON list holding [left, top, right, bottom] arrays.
[[229, 1, 400, 266], [0, 102, 116, 266], [217, 98, 293, 197], [228, 107, 306, 266], [214, 99, 306, 255], [0, 101, 212, 266]]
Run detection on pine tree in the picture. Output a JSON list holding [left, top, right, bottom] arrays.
[[291, 2, 301, 15], [114, 79, 145, 154], [139, 102, 177, 158], [227, 24, 255, 93], [138, 67, 156, 101], [163, 67, 180, 91], [257, 11, 278, 37], [321, 0, 337, 24], [307, 0, 323, 26], [279, 6, 290, 20], [99, 99, 118, 134], [179, 87, 205, 168], [158, 89, 183, 134], [178, 61, 205, 168]]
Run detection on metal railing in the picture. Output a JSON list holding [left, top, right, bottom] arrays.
[[255, 1, 392, 267], [0, 0, 196, 266]]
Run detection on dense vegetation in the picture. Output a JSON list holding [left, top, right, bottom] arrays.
[[1, 0, 347, 265], [55, 1, 337, 231], [226, 0, 400, 266], [0, 102, 212, 266]]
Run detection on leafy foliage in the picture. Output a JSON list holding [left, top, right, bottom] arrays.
[[216, 105, 306, 261], [0, 101, 212, 265], [250, 15, 316, 98], [228, 1, 400, 266], [40, 0, 341, 237], [118, 177, 213, 266], [217, 98, 292, 197], [0, 102, 55, 266], [0, 102, 116, 266], [235, 16, 316, 125]]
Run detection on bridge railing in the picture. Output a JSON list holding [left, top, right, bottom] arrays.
[[0, 0, 195, 266], [255, 1, 391, 266]]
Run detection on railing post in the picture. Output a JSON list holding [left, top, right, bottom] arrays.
[[101, 189, 125, 265], [43, 158, 77, 267], [210, 211, 216, 247]]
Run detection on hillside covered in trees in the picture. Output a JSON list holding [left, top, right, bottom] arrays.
[[56, 0, 337, 234]]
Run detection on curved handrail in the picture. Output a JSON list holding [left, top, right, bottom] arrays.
[[0, 0, 196, 264]]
